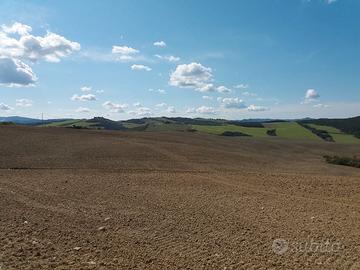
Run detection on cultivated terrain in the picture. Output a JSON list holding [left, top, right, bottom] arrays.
[[1, 125, 360, 269]]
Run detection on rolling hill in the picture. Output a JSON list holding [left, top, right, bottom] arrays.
[[2, 115, 360, 144]]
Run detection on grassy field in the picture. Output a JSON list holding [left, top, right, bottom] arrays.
[[41, 119, 80, 127], [192, 124, 269, 137], [122, 122, 144, 129], [263, 122, 321, 140], [194, 122, 321, 139], [308, 124, 360, 144], [146, 123, 191, 132], [41, 119, 99, 128]]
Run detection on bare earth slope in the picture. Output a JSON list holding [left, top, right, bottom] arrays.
[[1, 126, 360, 270]]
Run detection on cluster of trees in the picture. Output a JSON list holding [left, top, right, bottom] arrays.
[[301, 116, 360, 138], [324, 155, 360, 168], [299, 123, 334, 142]]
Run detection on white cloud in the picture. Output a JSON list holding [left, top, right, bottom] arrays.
[[169, 62, 230, 93], [16, 98, 32, 107], [202, 95, 213, 100], [76, 107, 90, 113], [128, 107, 152, 116], [2, 22, 32, 36], [153, 41, 166, 47], [0, 58, 37, 87], [242, 91, 257, 97], [80, 86, 92, 92], [247, 105, 269, 112], [156, 102, 167, 107], [0, 22, 80, 86], [112, 45, 139, 61], [304, 89, 320, 103], [169, 62, 213, 91], [0, 103, 12, 111], [313, 103, 329, 108], [71, 94, 97, 101], [96, 89, 104, 94], [185, 108, 195, 114], [0, 23, 80, 63], [131, 64, 151, 71], [195, 106, 216, 115], [133, 102, 142, 107], [234, 84, 249, 89], [166, 106, 176, 113], [217, 85, 231, 93], [219, 97, 246, 109], [102, 101, 128, 113], [155, 54, 180, 62], [197, 83, 216, 92]]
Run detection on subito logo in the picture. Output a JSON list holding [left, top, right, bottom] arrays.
[[272, 239, 289, 255]]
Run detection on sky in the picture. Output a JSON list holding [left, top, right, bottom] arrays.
[[0, 0, 359, 120]]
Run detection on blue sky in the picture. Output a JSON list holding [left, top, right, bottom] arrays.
[[0, 0, 359, 120]]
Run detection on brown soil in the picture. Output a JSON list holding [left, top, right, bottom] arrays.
[[1, 126, 360, 270]]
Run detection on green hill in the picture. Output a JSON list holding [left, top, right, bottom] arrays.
[[40, 117, 126, 130], [26, 115, 360, 144], [300, 116, 360, 138]]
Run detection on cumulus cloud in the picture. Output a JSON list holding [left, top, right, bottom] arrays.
[[103, 101, 128, 113], [0, 23, 80, 63], [0, 58, 37, 87], [195, 106, 216, 115], [71, 94, 97, 101], [247, 105, 269, 112], [169, 62, 230, 93], [202, 95, 213, 100], [128, 107, 152, 116], [197, 83, 216, 92], [169, 62, 213, 91], [156, 102, 167, 107], [155, 54, 180, 62], [80, 86, 92, 92], [219, 97, 246, 109], [234, 84, 249, 89], [185, 108, 196, 114], [76, 107, 90, 113], [304, 89, 320, 103], [112, 45, 139, 60], [0, 22, 80, 86], [2, 22, 32, 36], [131, 64, 151, 71], [133, 102, 142, 107], [217, 85, 231, 93], [0, 103, 12, 111], [16, 98, 32, 107], [153, 41, 166, 47], [166, 106, 176, 113]]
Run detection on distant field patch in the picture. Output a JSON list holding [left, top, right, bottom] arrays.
[[264, 122, 321, 140], [192, 124, 269, 137], [308, 124, 360, 144], [146, 123, 191, 132], [41, 119, 81, 127], [41, 119, 99, 128]]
